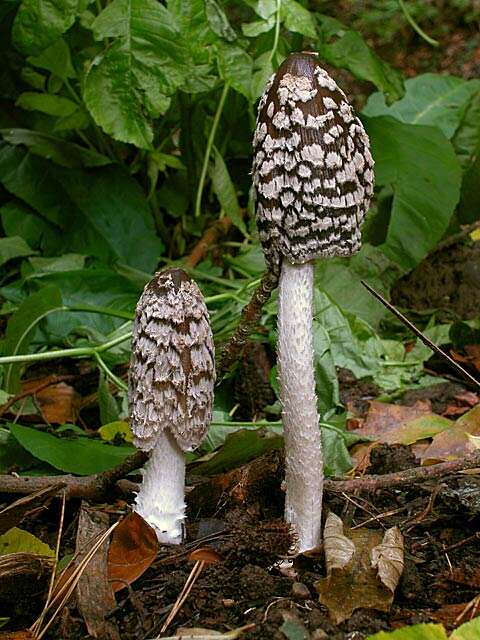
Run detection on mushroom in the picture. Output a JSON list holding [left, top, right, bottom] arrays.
[[129, 268, 215, 544], [252, 53, 374, 552]]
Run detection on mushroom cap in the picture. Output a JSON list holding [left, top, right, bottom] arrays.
[[252, 52, 374, 268], [129, 268, 215, 452]]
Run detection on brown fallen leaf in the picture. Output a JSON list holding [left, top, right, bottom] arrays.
[[421, 404, 480, 463], [107, 511, 158, 593], [315, 512, 404, 624], [0, 632, 34, 639], [10, 379, 81, 424], [353, 400, 451, 445]]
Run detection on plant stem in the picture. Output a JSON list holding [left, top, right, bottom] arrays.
[[269, 0, 282, 65], [194, 83, 230, 218], [94, 352, 128, 391], [398, 0, 439, 47], [0, 332, 131, 365]]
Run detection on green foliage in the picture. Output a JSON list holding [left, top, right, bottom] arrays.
[[0, 0, 478, 481], [367, 617, 480, 639], [9, 422, 134, 474]]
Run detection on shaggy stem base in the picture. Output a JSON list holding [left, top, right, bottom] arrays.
[[134, 430, 186, 544], [278, 261, 323, 552]]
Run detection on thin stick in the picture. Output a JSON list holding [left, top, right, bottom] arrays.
[[161, 560, 205, 633], [361, 280, 480, 390]]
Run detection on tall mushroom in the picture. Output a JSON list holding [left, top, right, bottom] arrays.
[[129, 268, 215, 544], [252, 53, 374, 552]]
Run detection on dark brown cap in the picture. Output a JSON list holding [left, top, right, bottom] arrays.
[[252, 52, 374, 268], [129, 268, 215, 452]]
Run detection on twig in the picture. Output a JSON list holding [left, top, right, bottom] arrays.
[[218, 269, 279, 375], [432, 220, 480, 254], [361, 280, 480, 390], [0, 450, 147, 500], [324, 452, 480, 493], [185, 217, 232, 268]]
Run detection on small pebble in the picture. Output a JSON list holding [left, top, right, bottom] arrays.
[[291, 581, 311, 600], [311, 630, 328, 640]]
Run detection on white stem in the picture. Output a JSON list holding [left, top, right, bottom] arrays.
[[278, 261, 323, 552], [133, 430, 186, 544]]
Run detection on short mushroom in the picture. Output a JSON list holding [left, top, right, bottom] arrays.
[[129, 268, 215, 544], [252, 53, 374, 552]]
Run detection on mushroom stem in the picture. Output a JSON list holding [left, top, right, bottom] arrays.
[[133, 430, 186, 544], [278, 261, 323, 552]]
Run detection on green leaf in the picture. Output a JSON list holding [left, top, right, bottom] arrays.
[[1, 129, 111, 168], [0, 527, 55, 557], [454, 91, 480, 223], [210, 146, 246, 235], [29, 253, 86, 273], [205, 0, 236, 41], [0, 147, 163, 271], [313, 321, 339, 416], [27, 37, 76, 80], [251, 51, 274, 99], [2, 285, 63, 393], [451, 617, 480, 640], [9, 422, 134, 475], [317, 15, 404, 102], [363, 74, 480, 139], [194, 428, 283, 475], [281, 0, 316, 38], [216, 43, 253, 101], [21, 67, 46, 90], [367, 623, 448, 639], [16, 92, 78, 117], [0, 429, 37, 474], [12, 0, 79, 56], [364, 116, 462, 269], [242, 16, 274, 37], [322, 424, 357, 476], [0, 200, 60, 254], [85, 0, 217, 148], [0, 236, 35, 266], [98, 421, 133, 442], [98, 372, 120, 424]]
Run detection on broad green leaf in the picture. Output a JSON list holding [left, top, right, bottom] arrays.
[[363, 74, 480, 139], [252, 0, 277, 19], [251, 51, 274, 99], [205, 0, 236, 41], [12, 0, 79, 56], [28, 253, 86, 273], [0, 147, 163, 271], [210, 146, 246, 235], [0, 428, 37, 474], [242, 17, 274, 37], [9, 422, 134, 475], [0, 527, 55, 557], [216, 43, 253, 100], [98, 372, 120, 425], [317, 15, 404, 102], [1, 129, 111, 168], [314, 244, 401, 328], [0, 236, 35, 266], [194, 428, 283, 475], [367, 623, 448, 639], [28, 37, 76, 80], [2, 285, 63, 393], [322, 424, 356, 476], [16, 92, 77, 117], [281, 0, 316, 38], [21, 67, 46, 90], [454, 92, 480, 223], [0, 201, 61, 254], [451, 617, 480, 639], [86, 0, 216, 148], [364, 116, 462, 269], [313, 321, 339, 416]]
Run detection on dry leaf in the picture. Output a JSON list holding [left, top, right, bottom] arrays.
[[107, 512, 158, 592], [0, 484, 64, 535], [421, 404, 480, 463], [353, 401, 451, 445], [370, 527, 404, 593], [0, 632, 34, 639], [315, 513, 404, 624], [19, 380, 80, 424]]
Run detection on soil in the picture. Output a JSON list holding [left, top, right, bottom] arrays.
[[37, 456, 478, 640]]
